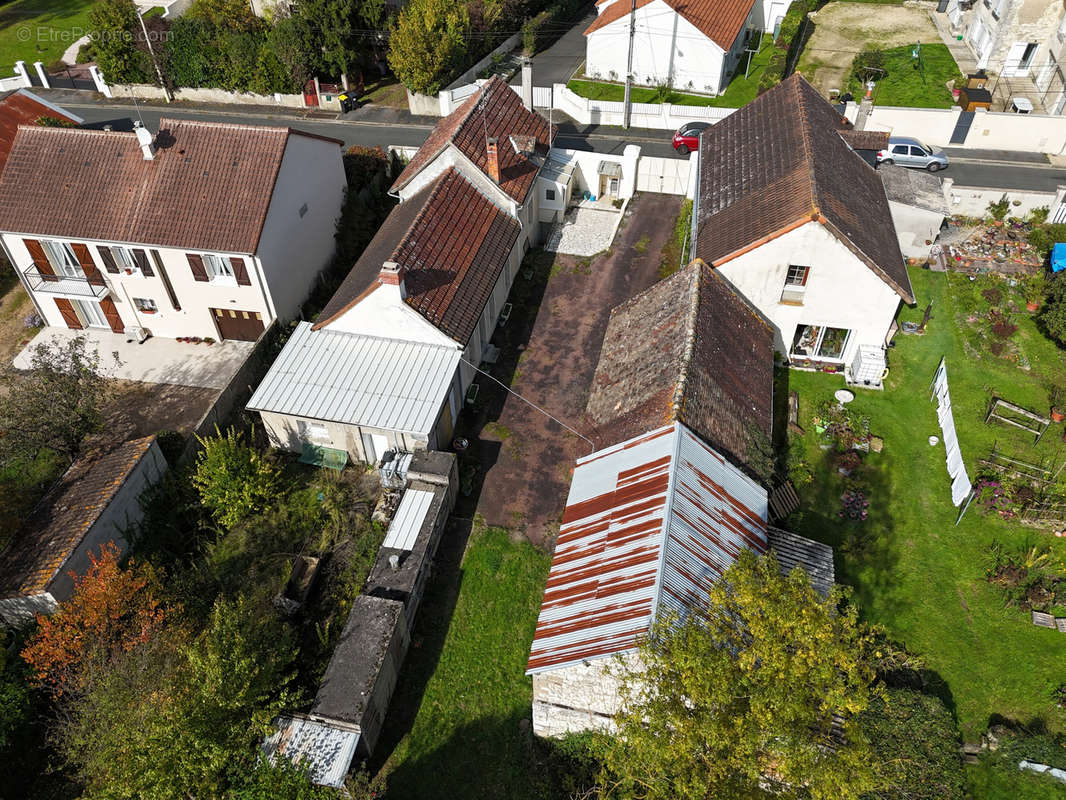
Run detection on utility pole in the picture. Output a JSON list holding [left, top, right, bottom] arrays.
[[622, 0, 636, 129]]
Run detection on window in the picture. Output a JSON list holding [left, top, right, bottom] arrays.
[[299, 420, 330, 442], [203, 254, 235, 282], [42, 240, 83, 278], [546, 188, 556, 201], [780, 265, 810, 304], [891, 144, 909, 155], [112, 246, 138, 273], [133, 297, 157, 313], [72, 299, 108, 328], [790, 325, 851, 361], [910, 145, 928, 157]]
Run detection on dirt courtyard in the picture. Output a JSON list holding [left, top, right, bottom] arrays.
[[468, 192, 684, 547], [797, 2, 942, 97]]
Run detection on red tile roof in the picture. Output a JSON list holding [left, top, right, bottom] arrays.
[[315, 168, 521, 344], [391, 77, 555, 204], [0, 89, 80, 172], [0, 436, 160, 600], [694, 75, 913, 303], [585, 0, 755, 50], [0, 118, 342, 254], [586, 260, 774, 477]]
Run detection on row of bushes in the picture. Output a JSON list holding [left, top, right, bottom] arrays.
[[757, 0, 816, 94], [521, 0, 585, 56]]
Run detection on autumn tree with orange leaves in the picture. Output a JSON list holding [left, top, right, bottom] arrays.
[[21, 541, 172, 701]]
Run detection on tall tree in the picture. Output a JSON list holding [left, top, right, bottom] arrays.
[[193, 426, 280, 531], [87, 0, 151, 83], [599, 550, 877, 800], [387, 0, 470, 95], [21, 542, 170, 701], [291, 0, 357, 79], [0, 335, 119, 466]]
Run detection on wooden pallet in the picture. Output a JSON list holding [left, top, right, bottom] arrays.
[[769, 482, 800, 522]]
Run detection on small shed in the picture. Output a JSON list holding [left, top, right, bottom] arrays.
[[261, 714, 359, 788], [0, 435, 167, 626], [879, 165, 948, 258]]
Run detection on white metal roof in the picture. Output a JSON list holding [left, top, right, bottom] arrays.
[[526, 422, 768, 675], [247, 322, 460, 436], [383, 488, 435, 551], [261, 715, 359, 789]]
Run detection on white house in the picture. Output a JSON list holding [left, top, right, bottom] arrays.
[[583, 0, 790, 95], [692, 74, 914, 383], [0, 118, 346, 342], [248, 78, 556, 465], [527, 262, 833, 737], [0, 436, 167, 626]]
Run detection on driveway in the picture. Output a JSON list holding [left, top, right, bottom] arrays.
[[512, 8, 595, 88], [545, 206, 622, 256], [468, 192, 684, 546]]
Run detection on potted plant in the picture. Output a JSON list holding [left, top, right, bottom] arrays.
[[1026, 274, 1046, 312], [191, 336, 202, 344], [1050, 385, 1066, 422], [203, 337, 215, 346]]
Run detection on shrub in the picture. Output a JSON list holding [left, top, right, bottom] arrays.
[[990, 318, 1017, 339], [850, 48, 886, 85], [981, 286, 1003, 306], [522, 8, 553, 56], [192, 426, 280, 531], [988, 195, 1011, 221], [1028, 206, 1050, 225], [1039, 270, 1066, 344]]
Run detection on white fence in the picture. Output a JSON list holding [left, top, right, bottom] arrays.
[[636, 155, 693, 195], [941, 178, 1065, 217], [847, 102, 1066, 154]]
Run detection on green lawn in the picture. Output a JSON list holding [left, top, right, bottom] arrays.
[[568, 34, 775, 109], [0, 0, 96, 69], [378, 524, 553, 800], [788, 267, 1066, 743], [966, 756, 1066, 799], [852, 43, 962, 108]]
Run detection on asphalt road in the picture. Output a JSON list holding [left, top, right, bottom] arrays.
[[53, 98, 1066, 192]]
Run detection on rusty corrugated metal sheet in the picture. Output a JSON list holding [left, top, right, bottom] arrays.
[[526, 422, 767, 674]]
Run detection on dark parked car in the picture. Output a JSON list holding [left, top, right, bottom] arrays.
[[672, 121, 711, 155]]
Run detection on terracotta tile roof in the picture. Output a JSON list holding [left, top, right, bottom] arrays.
[[694, 75, 914, 303], [0, 89, 81, 173], [391, 77, 555, 204], [0, 436, 158, 600], [315, 168, 521, 343], [585, 0, 755, 50], [0, 118, 341, 254], [586, 260, 774, 475]]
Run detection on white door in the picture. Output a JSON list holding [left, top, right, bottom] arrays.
[[1003, 42, 1030, 77], [72, 299, 108, 328], [361, 432, 389, 464]]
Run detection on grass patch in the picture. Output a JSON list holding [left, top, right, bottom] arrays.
[[787, 267, 1066, 741], [363, 78, 410, 109], [965, 756, 1066, 799], [569, 34, 773, 109], [0, 0, 96, 68], [659, 198, 693, 278], [852, 44, 962, 108], [633, 235, 650, 253], [380, 524, 552, 799]]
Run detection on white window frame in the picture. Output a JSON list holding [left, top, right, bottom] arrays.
[[299, 419, 330, 442], [203, 253, 236, 284], [790, 324, 852, 362], [133, 297, 157, 313], [42, 240, 83, 279], [72, 299, 109, 328], [112, 246, 140, 274], [780, 264, 810, 304]]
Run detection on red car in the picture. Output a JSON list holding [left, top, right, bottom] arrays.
[[672, 121, 711, 155]]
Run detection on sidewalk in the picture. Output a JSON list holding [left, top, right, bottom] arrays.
[[942, 147, 1049, 164]]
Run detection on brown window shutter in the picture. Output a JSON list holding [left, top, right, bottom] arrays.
[[99, 297, 124, 333], [71, 243, 104, 287], [132, 248, 153, 276], [187, 253, 208, 282], [55, 298, 82, 330], [153, 251, 180, 310], [230, 257, 251, 286], [97, 246, 119, 274], [24, 239, 56, 280]]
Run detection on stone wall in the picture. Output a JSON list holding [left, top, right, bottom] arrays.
[[531, 653, 640, 738]]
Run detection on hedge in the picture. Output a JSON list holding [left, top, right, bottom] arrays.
[[757, 0, 815, 94]]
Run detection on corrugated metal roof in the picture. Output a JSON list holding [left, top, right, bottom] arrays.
[[383, 489, 435, 551], [247, 322, 460, 436], [767, 526, 835, 598], [261, 715, 359, 789], [526, 422, 768, 674]]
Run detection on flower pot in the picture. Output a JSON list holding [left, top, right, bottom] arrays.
[[1027, 301, 1040, 312], [1052, 408, 1065, 423]]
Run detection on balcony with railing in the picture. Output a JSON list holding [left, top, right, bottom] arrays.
[[23, 266, 109, 299]]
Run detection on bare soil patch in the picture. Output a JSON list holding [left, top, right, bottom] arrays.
[[797, 2, 941, 97]]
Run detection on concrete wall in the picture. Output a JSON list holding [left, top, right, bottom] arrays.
[[409, 33, 522, 116], [105, 82, 321, 108], [585, 0, 738, 94], [258, 409, 434, 464], [531, 653, 638, 738], [889, 200, 946, 258], [942, 177, 1062, 216], [714, 221, 905, 367], [553, 83, 736, 129], [857, 102, 1066, 153], [256, 134, 347, 321]]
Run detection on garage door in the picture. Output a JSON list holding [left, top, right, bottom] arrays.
[[211, 307, 265, 341]]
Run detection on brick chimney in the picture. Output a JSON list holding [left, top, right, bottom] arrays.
[[486, 138, 500, 184], [379, 261, 406, 297]]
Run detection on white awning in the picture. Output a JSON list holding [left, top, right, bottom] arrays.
[[248, 322, 460, 437]]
